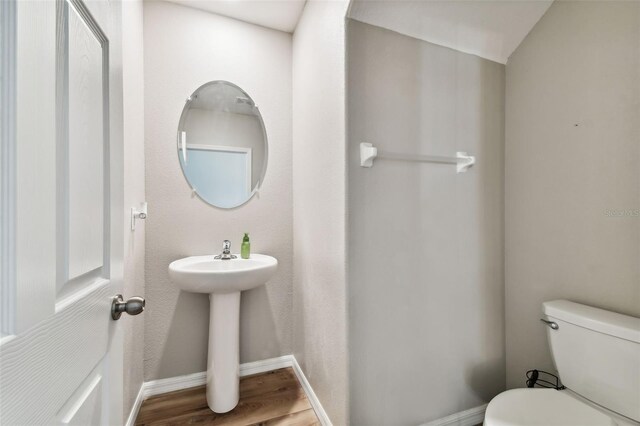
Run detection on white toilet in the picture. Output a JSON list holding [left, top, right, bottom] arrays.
[[485, 300, 640, 426]]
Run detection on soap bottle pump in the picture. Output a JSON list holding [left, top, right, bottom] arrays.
[[241, 233, 250, 259]]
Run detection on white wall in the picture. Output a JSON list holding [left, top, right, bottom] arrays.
[[347, 20, 505, 424], [505, 0, 640, 389], [122, 0, 146, 417], [292, 1, 350, 424], [143, 1, 293, 380]]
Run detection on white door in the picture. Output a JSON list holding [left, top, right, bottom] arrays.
[[0, 0, 125, 424]]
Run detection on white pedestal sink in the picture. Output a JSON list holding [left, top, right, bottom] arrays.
[[168, 254, 278, 413]]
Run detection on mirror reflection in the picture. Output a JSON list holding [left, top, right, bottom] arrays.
[[177, 81, 267, 208]]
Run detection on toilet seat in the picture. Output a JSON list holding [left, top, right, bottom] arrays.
[[484, 389, 616, 426]]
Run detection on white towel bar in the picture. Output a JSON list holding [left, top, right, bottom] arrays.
[[360, 142, 475, 173]]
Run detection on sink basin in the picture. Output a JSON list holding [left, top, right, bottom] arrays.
[[169, 254, 278, 294], [168, 253, 278, 414]]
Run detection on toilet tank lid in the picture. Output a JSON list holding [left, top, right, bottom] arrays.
[[543, 300, 640, 343]]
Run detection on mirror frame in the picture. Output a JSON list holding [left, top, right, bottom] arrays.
[[176, 80, 269, 209]]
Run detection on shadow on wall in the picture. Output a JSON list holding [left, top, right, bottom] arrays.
[[155, 284, 282, 377], [157, 291, 210, 377], [347, 19, 505, 425], [465, 357, 506, 403], [240, 284, 283, 360], [464, 58, 507, 403]]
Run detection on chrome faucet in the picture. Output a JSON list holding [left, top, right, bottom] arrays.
[[214, 240, 237, 260]]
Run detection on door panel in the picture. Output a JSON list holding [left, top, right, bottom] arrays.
[[58, 369, 103, 425], [1, 285, 110, 424], [67, 2, 104, 282], [0, 0, 124, 424]]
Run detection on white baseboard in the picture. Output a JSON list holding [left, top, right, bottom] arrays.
[[125, 355, 331, 426], [420, 403, 487, 426], [125, 384, 145, 426], [289, 356, 333, 426], [239, 354, 295, 377], [142, 370, 206, 398]]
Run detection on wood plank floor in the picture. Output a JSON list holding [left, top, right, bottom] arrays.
[[135, 368, 320, 426]]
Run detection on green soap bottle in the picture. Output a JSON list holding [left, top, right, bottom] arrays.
[[241, 233, 250, 259]]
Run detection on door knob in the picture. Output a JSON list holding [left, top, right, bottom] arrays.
[[111, 294, 145, 320]]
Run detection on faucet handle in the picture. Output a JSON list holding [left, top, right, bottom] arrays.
[[214, 239, 236, 260]]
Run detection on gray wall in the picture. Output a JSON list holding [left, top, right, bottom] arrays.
[[347, 20, 505, 425], [292, 1, 350, 424], [122, 0, 145, 418], [143, 1, 293, 380], [505, 0, 640, 389]]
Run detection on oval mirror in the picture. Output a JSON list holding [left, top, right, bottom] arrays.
[[177, 81, 267, 208]]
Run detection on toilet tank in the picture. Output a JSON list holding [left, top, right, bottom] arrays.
[[543, 300, 640, 422]]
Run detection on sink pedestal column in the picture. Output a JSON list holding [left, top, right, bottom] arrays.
[[206, 291, 240, 413]]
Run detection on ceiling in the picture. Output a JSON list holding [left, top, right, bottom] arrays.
[[348, 0, 554, 64], [163, 0, 552, 62], [164, 0, 307, 33]]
